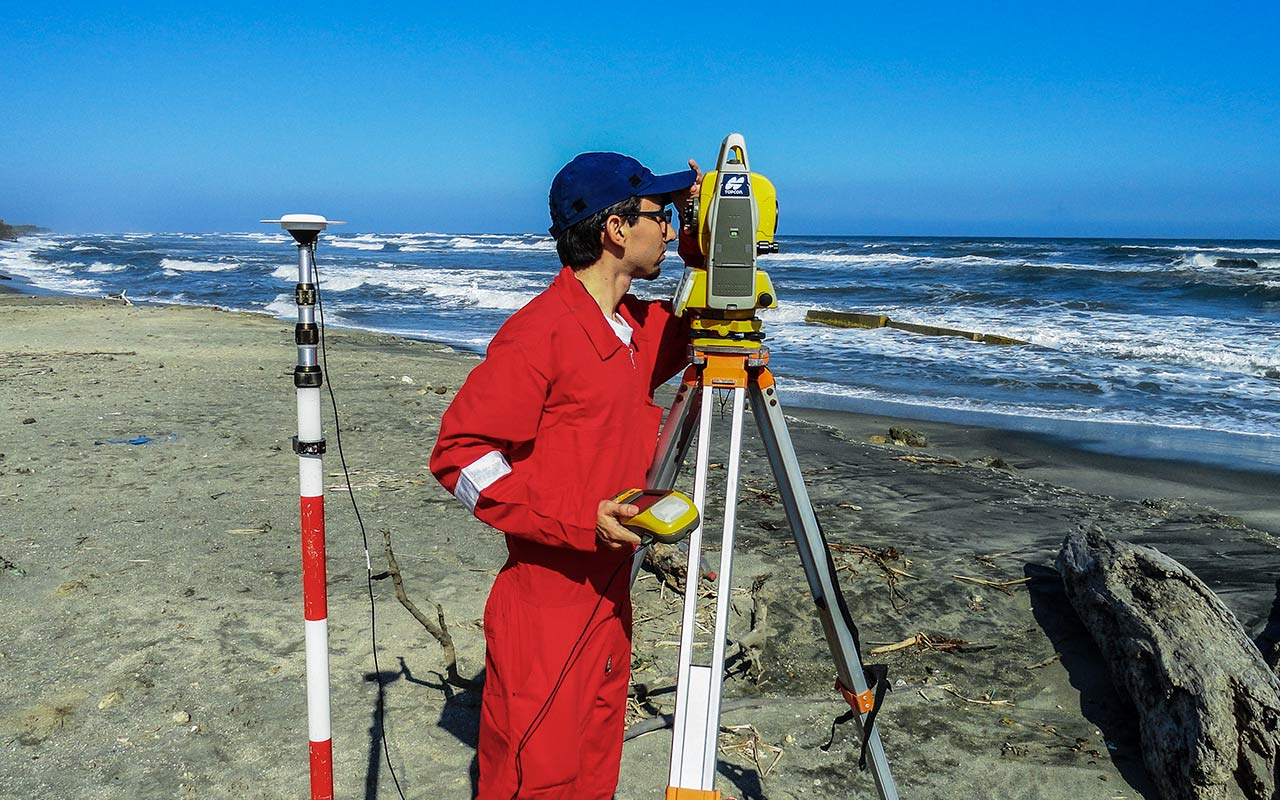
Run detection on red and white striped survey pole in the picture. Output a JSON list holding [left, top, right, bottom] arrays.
[[263, 213, 345, 800]]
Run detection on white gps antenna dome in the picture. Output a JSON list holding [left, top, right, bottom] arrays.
[[260, 213, 346, 245]]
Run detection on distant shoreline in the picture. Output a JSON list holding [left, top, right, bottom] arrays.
[[0, 220, 48, 241]]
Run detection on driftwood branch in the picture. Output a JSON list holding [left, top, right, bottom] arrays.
[[380, 529, 477, 691], [1057, 527, 1280, 800], [642, 541, 714, 592], [725, 575, 770, 682]]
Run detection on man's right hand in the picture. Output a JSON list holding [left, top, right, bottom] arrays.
[[596, 498, 643, 550]]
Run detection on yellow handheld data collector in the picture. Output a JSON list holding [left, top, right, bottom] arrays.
[[613, 489, 700, 544]]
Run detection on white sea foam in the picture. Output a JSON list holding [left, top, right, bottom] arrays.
[[0, 241, 105, 294], [60, 278, 106, 293], [386, 233, 453, 244], [316, 275, 366, 292], [211, 232, 296, 245], [1123, 244, 1280, 256], [764, 251, 1063, 271], [445, 235, 556, 252], [86, 262, 128, 273], [267, 263, 366, 291], [1016, 260, 1167, 273], [266, 263, 542, 310], [265, 294, 296, 319], [160, 258, 240, 272], [328, 240, 386, 250], [766, 251, 924, 266], [253, 233, 293, 245]]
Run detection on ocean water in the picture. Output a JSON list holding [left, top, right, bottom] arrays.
[[3, 231, 1278, 473]]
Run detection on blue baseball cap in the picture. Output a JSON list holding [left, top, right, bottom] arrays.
[[548, 153, 697, 239]]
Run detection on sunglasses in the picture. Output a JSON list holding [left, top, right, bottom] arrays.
[[631, 208, 674, 228]]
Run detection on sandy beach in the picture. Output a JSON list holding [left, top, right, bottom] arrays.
[[1, 294, 1276, 799]]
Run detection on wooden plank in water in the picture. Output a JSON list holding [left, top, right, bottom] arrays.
[[803, 310, 889, 329], [805, 309, 1028, 346]]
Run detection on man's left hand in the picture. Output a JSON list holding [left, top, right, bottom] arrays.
[[596, 499, 642, 550], [677, 158, 703, 231]]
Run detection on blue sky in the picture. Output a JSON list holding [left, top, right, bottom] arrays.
[[2, 3, 1277, 237]]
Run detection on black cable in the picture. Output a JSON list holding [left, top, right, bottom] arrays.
[[312, 244, 411, 800], [510, 551, 633, 800], [313, 239, 633, 798]]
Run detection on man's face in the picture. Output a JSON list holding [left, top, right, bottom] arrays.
[[626, 196, 677, 280]]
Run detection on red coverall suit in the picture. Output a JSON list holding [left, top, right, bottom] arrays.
[[430, 266, 689, 798]]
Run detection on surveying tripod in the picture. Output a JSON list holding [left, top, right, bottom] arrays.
[[641, 341, 899, 800]]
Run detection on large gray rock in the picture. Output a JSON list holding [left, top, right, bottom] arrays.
[[1057, 527, 1280, 800]]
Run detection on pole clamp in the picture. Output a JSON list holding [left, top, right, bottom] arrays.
[[294, 365, 323, 388], [295, 283, 316, 306], [292, 436, 327, 456]]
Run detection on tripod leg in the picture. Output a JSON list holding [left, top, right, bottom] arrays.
[[631, 375, 702, 587], [648, 371, 702, 490], [667, 386, 746, 795], [748, 377, 900, 800]]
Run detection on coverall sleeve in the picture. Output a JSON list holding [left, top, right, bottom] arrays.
[[429, 336, 598, 551], [677, 219, 705, 269], [650, 299, 692, 392]]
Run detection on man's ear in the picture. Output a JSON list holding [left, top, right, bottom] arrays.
[[602, 214, 628, 248]]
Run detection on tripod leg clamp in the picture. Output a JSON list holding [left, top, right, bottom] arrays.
[[837, 680, 877, 713], [826, 667, 891, 770]]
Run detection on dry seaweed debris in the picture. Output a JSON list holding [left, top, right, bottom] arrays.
[[918, 683, 1014, 707], [828, 543, 915, 609], [892, 455, 961, 467], [869, 632, 973, 655], [719, 723, 784, 779], [951, 574, 1030, 595]]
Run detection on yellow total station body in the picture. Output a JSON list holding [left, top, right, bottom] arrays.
[[674, 134, 780, 347], [696, 170, 779, 259]]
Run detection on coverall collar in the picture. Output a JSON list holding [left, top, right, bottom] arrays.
[[554, 266, 630, 362]]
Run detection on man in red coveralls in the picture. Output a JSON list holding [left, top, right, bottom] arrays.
[[430, 152, 703, 798]]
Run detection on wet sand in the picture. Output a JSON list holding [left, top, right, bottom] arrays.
[[1, 295, 1275, 799]]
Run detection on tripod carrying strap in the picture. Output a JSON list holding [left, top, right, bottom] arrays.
[[815, 521, 892, 770]]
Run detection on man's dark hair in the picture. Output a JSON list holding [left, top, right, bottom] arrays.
[[555, 196, 642, 269]]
